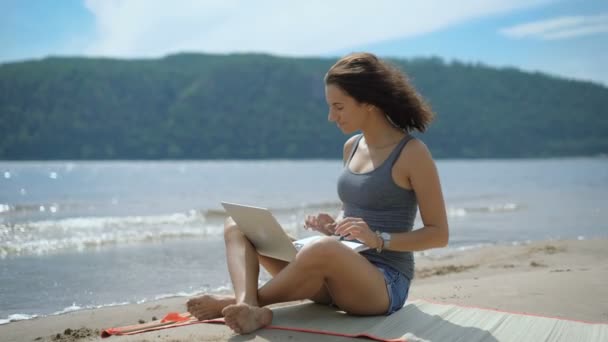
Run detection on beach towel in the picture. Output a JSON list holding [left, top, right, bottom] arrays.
[[101, 299, 608, 341]]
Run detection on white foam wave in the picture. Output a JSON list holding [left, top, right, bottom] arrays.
[[0, 313, 38, 325], [53, 303, 82, 315], [415, 241, 515, 259], [447, 203, 522, 217], [0, 284, 233, 325], [154, 291, 204, 301], [0, 202, 63, 215], [448, 208, 467, 217], [1, 201, 523, 257], [0, 211, 224, 258]]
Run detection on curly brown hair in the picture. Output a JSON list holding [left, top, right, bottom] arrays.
[[324, 52, 434, 133]]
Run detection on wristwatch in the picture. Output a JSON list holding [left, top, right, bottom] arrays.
[[375, 231, 392, 252], [380, 232, 391, 250]]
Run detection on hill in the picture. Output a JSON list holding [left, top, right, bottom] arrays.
[[1, 53, 606, 159]]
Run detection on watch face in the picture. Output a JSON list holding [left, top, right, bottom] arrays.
[[381, 232, 391, 240]]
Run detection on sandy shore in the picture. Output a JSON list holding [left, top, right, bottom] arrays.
[[2, 238, 607, 341]]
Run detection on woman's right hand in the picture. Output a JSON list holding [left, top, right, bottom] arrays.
[[304, 213, 337, 236]]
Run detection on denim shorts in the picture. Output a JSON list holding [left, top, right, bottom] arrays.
[[372, 261, 411, 315]]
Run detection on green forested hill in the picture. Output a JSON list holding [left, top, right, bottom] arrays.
[[0, 53, 606, 160]]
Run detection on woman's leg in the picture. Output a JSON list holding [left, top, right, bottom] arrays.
[[223, 237, 390, 333], [187, 217, 331, 319], [224, 216, 262, 306]]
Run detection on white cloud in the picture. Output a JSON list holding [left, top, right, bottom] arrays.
[[83, 0, 552, 58], [501, 13, 608, 40]]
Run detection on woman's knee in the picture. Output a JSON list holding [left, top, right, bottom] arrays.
[[223, 216, 242, 239], [296, 237, 342, 266]]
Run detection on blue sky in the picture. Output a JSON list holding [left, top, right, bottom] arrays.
[[1, 0, 607, 85]]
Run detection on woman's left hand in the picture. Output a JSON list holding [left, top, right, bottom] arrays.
[[334, 217, 379, 248]]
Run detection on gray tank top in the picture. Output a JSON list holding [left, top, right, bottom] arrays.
[[337, 134, 417, 280]]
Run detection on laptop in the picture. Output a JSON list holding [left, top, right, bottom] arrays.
[[221, 202, 369, 262], [221, 202, 299, 262]]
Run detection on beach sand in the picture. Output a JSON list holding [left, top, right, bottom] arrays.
[[2, 238, 606, 341]]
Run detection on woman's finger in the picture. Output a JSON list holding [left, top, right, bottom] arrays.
[[336, 221, 354, 235], [323, 222, 337, 235], [327, 222, 337, 235], [304, 216, 315, 229], [318, 213, 332, 222], [319, 225, 330, 235], [336, 217, 361, 230], [334, 218, 350, 232]]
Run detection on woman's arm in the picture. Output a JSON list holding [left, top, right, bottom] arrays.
[[388, 139, 449, 251]]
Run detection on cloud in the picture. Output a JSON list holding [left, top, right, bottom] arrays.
[[500, 13, 608, 40], [83, 0, 551, 58]]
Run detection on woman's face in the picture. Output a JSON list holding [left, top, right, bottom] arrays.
[[325, 84, 368, 134]]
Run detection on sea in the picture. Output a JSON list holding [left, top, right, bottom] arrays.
[[1, 158, 607, 324]]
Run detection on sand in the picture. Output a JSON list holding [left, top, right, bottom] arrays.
[[1, 238, 606, 341]]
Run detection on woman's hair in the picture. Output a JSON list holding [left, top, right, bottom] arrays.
[[325, 52, 434, 133]]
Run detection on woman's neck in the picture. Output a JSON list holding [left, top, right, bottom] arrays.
[[360, 114, 406, 149]]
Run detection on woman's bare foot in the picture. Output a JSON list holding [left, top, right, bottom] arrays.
[[221, 303, 273, 334], [186, 295, 235, 320]]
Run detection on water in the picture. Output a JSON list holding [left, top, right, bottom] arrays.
[[1, 158, 607, 324]]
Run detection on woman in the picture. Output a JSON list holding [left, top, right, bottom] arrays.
[[187, 52, 449, 334]]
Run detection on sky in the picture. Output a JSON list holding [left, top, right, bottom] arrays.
[[1, 0, 607, 85]]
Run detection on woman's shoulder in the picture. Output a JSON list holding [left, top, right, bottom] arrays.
[[400, 136, 434, 164], [342, 134, 361, 161]]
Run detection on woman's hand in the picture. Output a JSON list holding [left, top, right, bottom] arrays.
[[334, 217, 380, 248], [304, 213, 337, 236]]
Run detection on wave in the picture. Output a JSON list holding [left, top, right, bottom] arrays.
[[0, 204, 10, 214], [0, 202, 63, 215], [0, 284, 233, 326], [0, 313, 39, 325], [0, 211, 224, 258], [0, 201, 522, 257], [447, 203, 523, 217], [203, 200, 343, 218], [0, 202, 336, 257]]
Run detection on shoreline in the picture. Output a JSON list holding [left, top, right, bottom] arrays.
[[1, 237, 598, 322], [1, 238, 607, 341]]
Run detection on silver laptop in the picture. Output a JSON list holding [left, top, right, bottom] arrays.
[[221, 202, 298, 262]]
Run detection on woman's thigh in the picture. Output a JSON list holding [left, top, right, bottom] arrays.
[[258, 254, 288, 275], [301, 239, 389, 315], [258, 250, 332, 305]]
